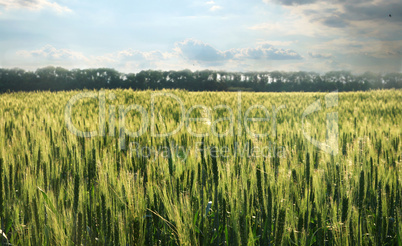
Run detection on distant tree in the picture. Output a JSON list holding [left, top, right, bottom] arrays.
[[0, 67, 401, 93]]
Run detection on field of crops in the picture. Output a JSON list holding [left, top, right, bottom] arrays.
[[0, 89, 401, 245]]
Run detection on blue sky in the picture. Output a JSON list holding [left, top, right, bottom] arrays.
[[0, 0, 401, 73]]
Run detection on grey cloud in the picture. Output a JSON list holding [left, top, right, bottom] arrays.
[[270, 0, 374, 6], [342, 2, 402, 22], [15, 0, 39, 6], [176, 39, 302, 64], [270, 0, 402, 28], [308, 52, 332, 59], [272, 0, 317, 6], [238, 44, 302, 60], [15, 0, 39, 7], [303, 8, 350, 28], [321, 16, 349, 28], [176, 39, 234, 63], [318, 1, 402, 29]]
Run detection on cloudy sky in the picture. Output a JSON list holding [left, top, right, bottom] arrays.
[[0, 0, 401, 73]]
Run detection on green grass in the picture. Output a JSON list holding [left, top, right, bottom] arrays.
[[0, 89, 401, 245]]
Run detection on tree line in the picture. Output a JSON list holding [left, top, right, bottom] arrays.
[[0, 66, 401, 93]]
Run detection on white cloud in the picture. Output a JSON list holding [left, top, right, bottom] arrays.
[[248, 18, 330, 37], [17, 45, 86, 60], [24, 39, 401, 73], [14, 38, 399, 73], [14, 40, 304, 72], [257, 40, 298, 46], [15, 45, 178, 72], [204, 0, 222, 12], [0, 0, 71, 13], [209, 5, 222, 11], [115, 49, 166, 61], [90, 49, 171, 71]]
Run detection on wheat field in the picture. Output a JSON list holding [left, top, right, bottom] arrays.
[[0, 89, 401, 245]]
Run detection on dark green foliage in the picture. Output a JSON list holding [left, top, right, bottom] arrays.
[[256, 165, 263, 211], [376, 182, 383, 245], [32, 197, 41, 245], [211, 146, 219, 186], [275, 208, 286, 246], [37, 147, 41, 176], [342, 197, 349, 223], [73, 174, 80, 213], [0, 67, 401, 92], [166, 139, 174, 177], [8, 164, 12, 198], [43, 162, 47, 192], [267, 186, 272, 242], [76, 212, 83, 246], [305, 152, 310, 187], [358, 170, 364, 211], [101, 194, 107, 236], [317, 212, 324, 245], [0, 158, 2, 218], [114, 219, 119, 246]]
